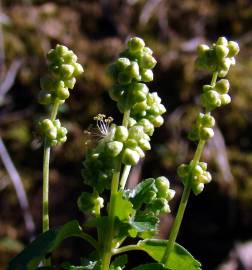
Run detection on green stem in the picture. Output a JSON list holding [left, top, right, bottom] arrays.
[[42, 100, 60, 266], [112, 244, 141, 255], [120, 165, 131, 189], [161, 139, 205, 265], [78, 232, 99, 250], [100, 110, 130, 270]]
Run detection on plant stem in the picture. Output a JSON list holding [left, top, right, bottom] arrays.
[[112, 244, 141, 255], [161, 71, 218, 265], [161, 139, 205, 265], [120, 165, 131, 189], [100, 110, 130, 270], [42, 101, 60, 266]]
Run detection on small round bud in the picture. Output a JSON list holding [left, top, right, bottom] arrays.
[[134, 146, 145, 158], [155, 176, 171, 199], [216, 37, 228, 46], [205, 90, 221, 107], [126, 61, 140, 79], [118, 71, 131, 85], [193, 165, 204, 176], [38, 91, 52, 105], [127, 37, 145, 53], [56, 86, 70, 100], [60, 64, 74, 79], [201, 114, 215, 128], [138, 138, 151, 151], [106, 141, 123, 157], [109, 85, 124, 102], [177, 164, 189, 178], [143, 190, 157, 203], [203, 85, 213, 92], [199, 162, 208, 171], [141, 69, 153, 82], [215, 45, 229, 59], [47, 126, 57, 140], [64, 77, 76, 89], [139, 53, 157, 69], [143, 47, 153, 55], [215, 79, 230, 94], [57, 127, 67, 138], [197, 44, 209, 55], [138, 119, 154, 136], [73, 63, 84, 77], [227, 41, 239, 57], [122, 148, 140, 165], [128, 125, 144, 140], [114, 126, 128, 142], [220, 94, 231, 105], [115, 57, 131, 70], [199, 127, 214, 140], [125, 139, 138, 148], [152, 115, 164, 127], [193, 183, 204, 195]]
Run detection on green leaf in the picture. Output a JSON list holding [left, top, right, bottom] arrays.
[[114, 191, 134, 221], [8, 220, 96, 270], [137, 239, 201, 270], [131, 263, 167, 270], [110, 255, 128, 270], [128, 178, 156, 208], [131, 215, 158, 233]]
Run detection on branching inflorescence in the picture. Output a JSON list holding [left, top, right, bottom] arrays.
[[8, 36, 239, 270]]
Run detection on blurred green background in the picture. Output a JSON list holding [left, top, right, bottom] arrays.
[[1, 0, 252, 269]]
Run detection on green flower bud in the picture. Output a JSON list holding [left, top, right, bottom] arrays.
[[215, 45, 229, 59], [106, 141, 123, 157], [143, 190, 157, 203], [132, 101, 148, 114], [134, 146, 145, 158], [118, 71, 131, 85], [203, 84, 213, 92], [127, 37, 145, 53], [216, 37, 228, 46], [116, 57, 131, 70], [227, 41, 239, 57], [60, 64, 74, 79], [58, 136, 67, 143], [64, 77, 76, 89], [193, 183, 204, 195], [128, 125, 144, 140], [200, 171, 212, 184], [57, 127, 67, 138], [177, 164, 189, 178], [151, 198, 170, 213], [204, 90, 221, 108], [141, 69, 153, 82], [138, 119, 154, 136], [39, 119, 54, 133], [193, 165, 204, 176], [166, 189, 176, 201], [199, 162, 207, 171], [130, 82, 149, 95], [128, 117, 137, 127], [122, 148, 140, 165], [201, 114, 215, 128], [138, 138, 151, 151], [114, 126, 128, 142], [197, 44, 209, 55], [158, 104, 166, 115], [143, 47, 153, 55], [126, 61, 140, 79], [220, 94, 231, 105], [139, 53, 157, 69], [38, 90, 52, 105], [47, 48, 58, 62], [199, 127, 214, 140], [125, 139, 138, 148], [73, 62, 84, 77], [152, 115, 164, 127], [47, 126, 57, 140], [215, 79, 230, 94], [56, 86, 70, 100], [109, 85, 124, 102], [155, 176, 170, 198], [131, 90, 147, 103]]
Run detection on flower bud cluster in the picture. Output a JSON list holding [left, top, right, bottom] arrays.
[[196, 37, 239, 77], [188, 113, 215, 141], [38, 44, 83, 105], [38, 119, 67, 146], [177, 162, 212, 195], [200, 79, 231, 111], [77, 191, 104, 216]]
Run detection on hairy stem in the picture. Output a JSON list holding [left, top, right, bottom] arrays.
[[120, 165, 131, 189], [100, 110, 130, 270], [42, 100, 60, 266], [161, 71, 218, 265]]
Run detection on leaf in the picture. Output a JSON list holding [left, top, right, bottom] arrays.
[[114, 191, 134, 221], [137, 239, 201, 270], [128, 178, 156, 208], [8, 220, 95, 270], [130, 215, 158, 233], [131, 263, 167, 270], [110, 254, 128, 270]]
